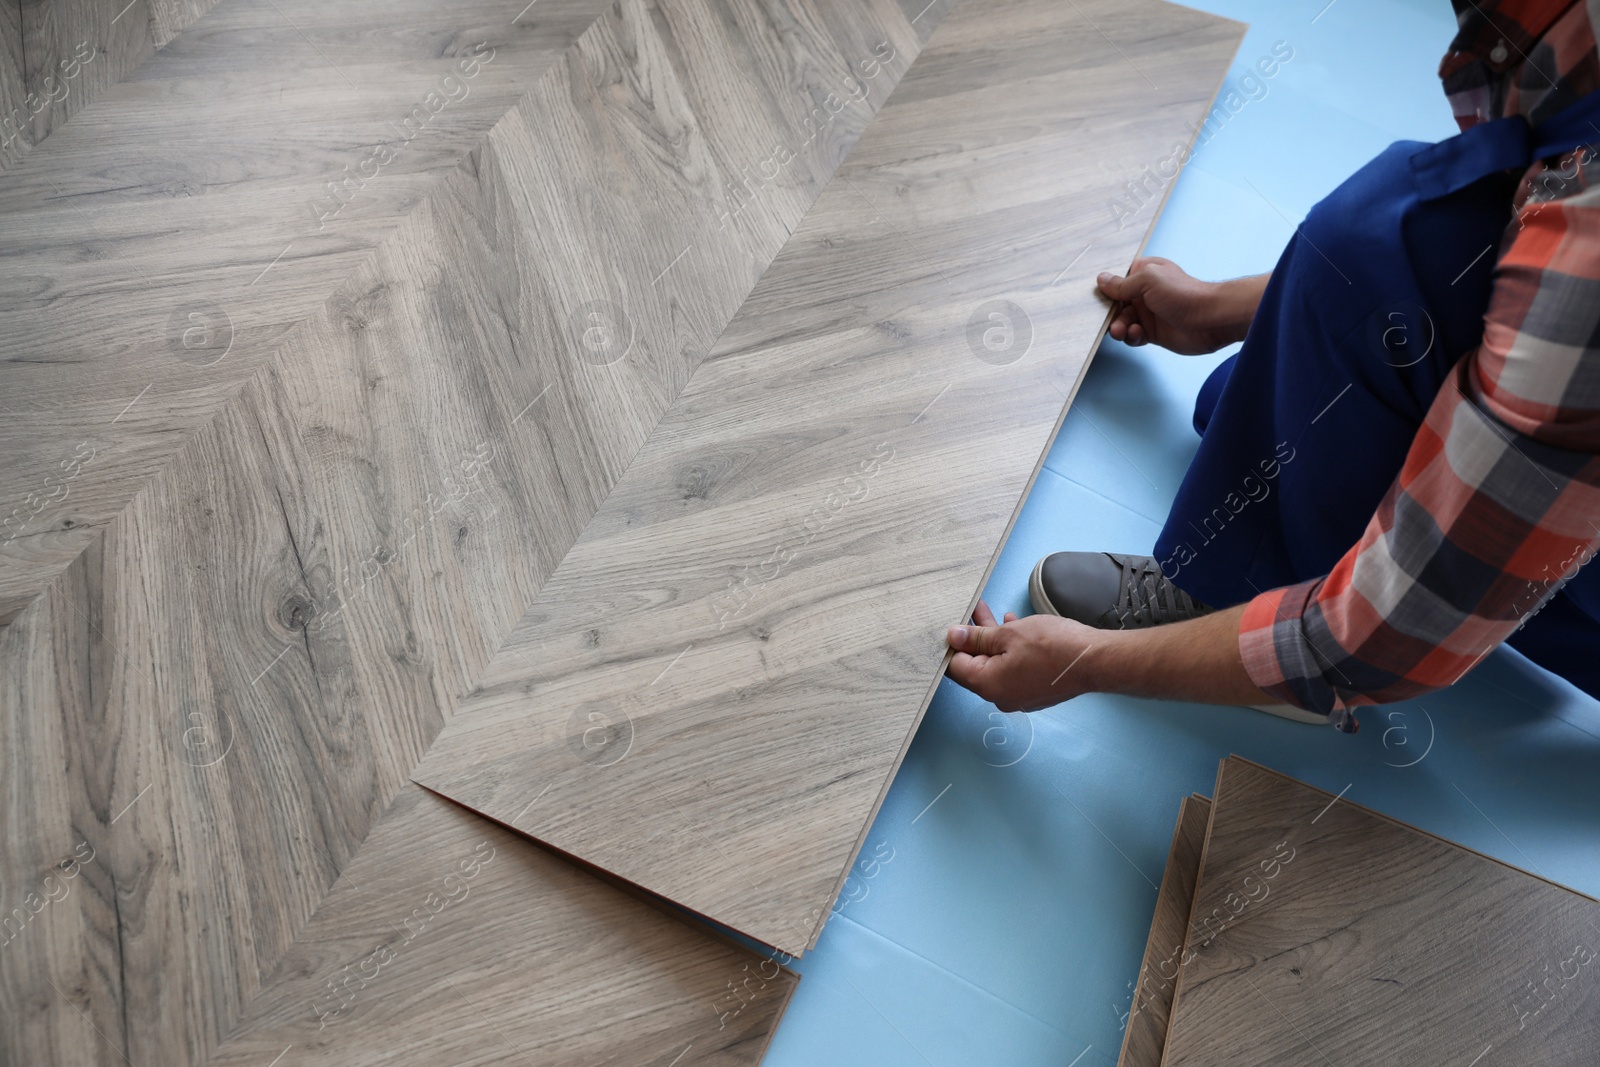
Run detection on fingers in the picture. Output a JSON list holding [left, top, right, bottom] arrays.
[[1107, 304, 1130, 340], [1003, 612, 1019, 623], [947, 652, 998, 697], [1107, 300, 1147, 347], [946, 651, 980, 687], [947, 623, 1005, 656], [971, 600, 999, 628], [1098, 269, 1153, 304]]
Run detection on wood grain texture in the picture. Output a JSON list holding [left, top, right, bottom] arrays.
[[0, 0, 611, 628], [0, 0, 22, 169], [0, 0, 933, 1062], [1162, 759, 1600, 1067], [205, 785, 797, 1067], [1118, 794, 1210, 1067], [411, 0, 1245, 955], [6, 0, 220, 164], [0, 0, 929, 629]]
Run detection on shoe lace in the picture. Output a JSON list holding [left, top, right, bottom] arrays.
[[1115, 556, 1202, 628]]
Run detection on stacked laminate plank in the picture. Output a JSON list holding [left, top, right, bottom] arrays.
[[1117, 794, 1210, 1067], [1118, 759, 1600, 1067]]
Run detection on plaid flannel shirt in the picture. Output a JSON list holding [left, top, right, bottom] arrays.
[[1239, 0, 1600, 729]]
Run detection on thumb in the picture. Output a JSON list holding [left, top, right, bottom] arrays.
[[1098, 269, 1151, 303], [947, 624, 1005, 656]]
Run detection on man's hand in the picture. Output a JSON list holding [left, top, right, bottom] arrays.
[[945, 600, 1277, 712], [945, 601, 1101, 712], [1099, 259, 1268, 354]]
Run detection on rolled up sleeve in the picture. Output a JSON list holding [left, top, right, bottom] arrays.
[[1239, 178, 1600, 731]]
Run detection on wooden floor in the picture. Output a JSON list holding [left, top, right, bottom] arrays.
[[207, 785, 798, 1067], [0, 0, 23, 170], [1, 0, 1241, 1062], [1163, 759, 1600, 1066], [1, 0, 221, 170], [0, 0, 939, 1061], [0, 0, 613, 627], [411, 0, 1244, 955]]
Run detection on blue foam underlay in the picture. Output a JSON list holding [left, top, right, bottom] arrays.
[[759, 2, 1600, 1063]]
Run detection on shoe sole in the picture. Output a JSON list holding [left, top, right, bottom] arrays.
[[1032, 556, 1327, 726], [1246, 702, 1331, 725], [1028, 556, 1062, 618]]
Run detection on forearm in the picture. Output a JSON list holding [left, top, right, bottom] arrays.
[[1080, 604, 1274, 705], [1208, 273, 1271, 346]]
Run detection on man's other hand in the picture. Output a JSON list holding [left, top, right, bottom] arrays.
[[1098, 258, 1266, 354], [945, 600, 1100, 713]]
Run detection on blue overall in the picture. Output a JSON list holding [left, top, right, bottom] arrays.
[[1153, 90, 1600, 700]]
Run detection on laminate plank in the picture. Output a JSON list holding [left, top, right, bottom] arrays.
[[0, 0, 934, 1061], [0, 315, 796, 1065], [6, 0, 221, 164], [1117, 794, 1210, 1067], [206, 785, 797, 1067], [0, 0, 611, 628], [411, 0, 1244, 955], [0, 0, 924, 629], [0, 0, 23, 169], [146, 0, 215, 47], [13, 0, 145, 157], [1162, 759, 1600, 1066], [6, 0, 570, 166]]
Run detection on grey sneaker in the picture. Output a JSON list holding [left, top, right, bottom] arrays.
[[1030, 551, 1211, 629], [1029, 551, 1330, 726]]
